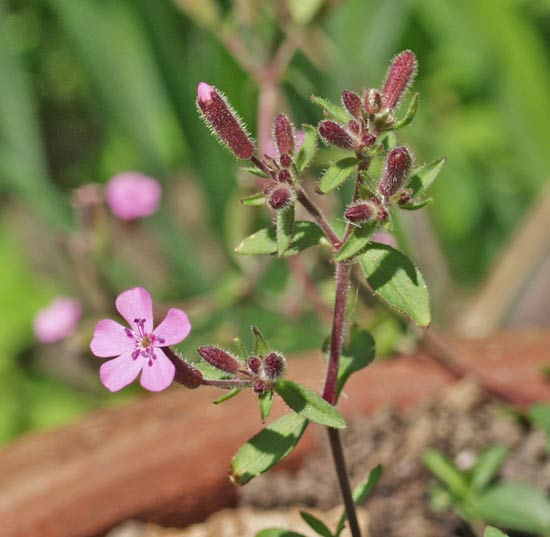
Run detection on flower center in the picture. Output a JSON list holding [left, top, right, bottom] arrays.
[[124, 318, 165, 367]]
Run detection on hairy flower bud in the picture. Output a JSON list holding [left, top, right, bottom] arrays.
[[364, 89, 382, 115], [348, 120, 360, 135], [197, 346, 240, 374], [247, 356, 262, 374], [360, 133, 376, 147], [280, 153, 292, 168], [273, 114, 295, 155], [342, 90, 362, 118], [318, 121, 356, 150], [278, 169, 291, 183], [164, 347, 203, 389], [263, 352, 286, 380], [379, 146, 413, 197], [269, 185, 293, 210], [344, 201, 376, 224], [381, 50, 417, 109], [197, 82, 255, 159]]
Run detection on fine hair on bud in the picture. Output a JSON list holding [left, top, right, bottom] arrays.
[[341, 90, 362, 118], [197, 345, 240, 374], [379, 146, 413, 197], [247, 356, 262, 374], [318, 121, 356, 150], [344, 200, 377, 224], [196, 82, 255, 160], [269, 185, 294, 210], [263, 352, 287, 380], [381, 50, 418, 110], [364, 89, 382, 115], [273, 114, 295, 155]]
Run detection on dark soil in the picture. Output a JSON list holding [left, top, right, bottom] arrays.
[[239, 379, 550, 537]]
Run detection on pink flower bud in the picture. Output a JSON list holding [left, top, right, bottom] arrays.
[[398, 190, 412, 205], [278, 169, 291, 183], [379, 146, 413, 197], [269, 185, 293, 210], [34, 297, 82, 343], [105, 172, 162, 221], [247, 356, 262, 374], [382, 50, 417, 109], [344, 201, 376, 224], [263, 352, 286, 380], [348, 120, 360, 135], [342, 90, 362, 118], [164, 347, 203, 389], [364, 89, 382, 114], [280, 153, 292, 168], [197, 82, 255, 160], [318, 121, 356, 150], [273, 114, 295, 155], [198, 346, 240, 374], [360, 133, 376, 147]]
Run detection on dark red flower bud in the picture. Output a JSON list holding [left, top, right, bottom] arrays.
[[364, 89, 382, 114], [360, 133, 376, 147], [254, 380, 267, 393], [164, 347, 203, 389], [342, 90, 362, 118], [197, 82, 255, 159], [381, 50, 417, 109], [263, 352, 286, 380], [280, 153, 292, 168], [273, 114, 295, 155], [379, 146, 413, 197], [198, 346, 240, 374], [247, 356, 262, 374], [398, 191, 412, 205], [348, 120, 360, 135], [278, 169, 291, 183], [269, 186, 293, 210], [318, 121, 356, 150], [344, 201, 376, 224], [377, 206, 389, 222]]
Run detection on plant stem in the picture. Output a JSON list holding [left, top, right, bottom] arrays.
[[297, 188, 341, 248], [202, 378, 252, 389]]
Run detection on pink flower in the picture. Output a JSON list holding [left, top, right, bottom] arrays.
[[373, 231, 398, 248], [105, 172, 162, 221], [90, 287, 191, 392], [33, 297, 82, 343]]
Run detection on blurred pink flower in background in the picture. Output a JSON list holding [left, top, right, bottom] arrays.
[[372, 230, 398, 248], [90, 287, 191, 392], [33, 297, 82, 343], [105, 172, 162, 221]]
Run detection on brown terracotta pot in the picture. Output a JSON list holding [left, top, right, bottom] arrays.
[[0, 330, 548, 537]]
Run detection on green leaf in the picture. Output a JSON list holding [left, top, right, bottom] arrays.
[[232, 337, 248, 359], [318, 157, 358, 194], [296, 125, 318, 172], [274, 380, 346, 429], [240, 165, 270, 178], [230, 413, 309, 485], [277, 206, 295, 256], [333, 223, 376, 262], [470, 445, 508, 492], [476, 482, 550, 535], [399, 197, 433, 211], [213, 388, 242, 405], [423, 449, 470, 499], [287, 0, 324, 25], [337, 329, 375, 396], [336, 465, 382, 536], [311, 96, 350, 124], [252, 326, 269, 356], [484, 528, 509, 537], [408, 157, 447, 197], [256, 530, 307, 537], [358, 243, 431, 327], [235, 222, 323, 257], [392, 92, 419, 130], [241, 192, 267, 206], [528, 403, 550, 451], [259, 390, 274, 423], [299, 511, 334, 537]]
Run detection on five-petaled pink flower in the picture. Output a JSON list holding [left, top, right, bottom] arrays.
[[34, 297, 82, 343], [105, 172, 162, 221], [90, 287, 191, 392]]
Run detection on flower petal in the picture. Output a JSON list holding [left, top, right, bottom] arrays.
[[153, 308, 191, 346], [99, 353, 142, 392], [140, 349, 175, 392], [90, 319, 134, 357], [115, 287, 154, 333]]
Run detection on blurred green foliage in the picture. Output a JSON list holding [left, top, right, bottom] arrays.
[[0, 0, 548, 442]]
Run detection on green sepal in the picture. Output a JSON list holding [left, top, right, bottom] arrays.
[[311, 95, 350, 124], [318, 157, 358, 194], [274, 379, 346, 429], [240, 165, 270, 178], [296, 124, 317, 172], [399, 197, 433, 211], [213, 388, 242, 405], [252, 326, 269, 356], [241, 192, 267, 206], [230, 412, 309, 485], [408, 157, 447, 196], [333, 223, 376, 262], [277, 205, 295, 256], [392, 92, 419, 130], [259, 390, 274, 423]]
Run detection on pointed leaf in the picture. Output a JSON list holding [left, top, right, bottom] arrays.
[[296, 124, 317, 172], [299, 511, 334, 537], [259, 390, 274, 423], [318, 157, 358, 194], [337, 329, 375, 396], [470, 445, 508, 492], [213, 388, 242, 405], [311, 96, 350, 123], [232, 336, 248, 359], [334, 223, 376, 261], [358, 243, 431, 327], [399, 197, 433, 211], [408, 157, 447, 196], [423, 449, 470, 499], [240, 165, 270, 178], [277, 206, 295, 256], [274, 379, 346, 429], [252, 326, 269, 356], [392, 92, 419, 130], [230, 412, 309, 485], [241, 192, 267, 206], [256, 530, 307, 537]]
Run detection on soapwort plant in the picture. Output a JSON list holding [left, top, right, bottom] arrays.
[[91, 51, 448, 537]]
